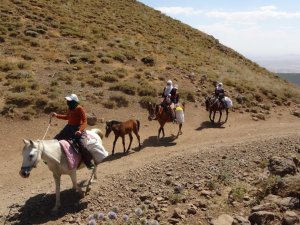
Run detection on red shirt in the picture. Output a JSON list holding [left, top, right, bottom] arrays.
[[56, 105, 87, 132]]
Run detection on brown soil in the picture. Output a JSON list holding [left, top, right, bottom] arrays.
[[0, 106, 299, 224]]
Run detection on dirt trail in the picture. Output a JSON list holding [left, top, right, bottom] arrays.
[[0, 107, 299, 218]]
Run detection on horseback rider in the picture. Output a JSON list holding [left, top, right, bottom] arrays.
[[162, 80, 173, 98], [214, 82, 227, 108], [170, 84, 179, 122], [50, 94, 94, 169], [161, 80, 177, 122]]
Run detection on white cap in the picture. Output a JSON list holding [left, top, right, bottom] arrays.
[[65, 93, 79, 102], [167, 80, 172, 85], [217, 83, 223, 87]]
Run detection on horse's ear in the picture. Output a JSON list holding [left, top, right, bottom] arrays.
[[23, 139, 29, 145], [29, 140, 34, 146]]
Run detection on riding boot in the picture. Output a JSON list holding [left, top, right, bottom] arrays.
[[171, 110, 176, 123], [76, 139, 94, 169]]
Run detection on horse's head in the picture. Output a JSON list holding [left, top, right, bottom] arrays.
[[20, 140, 42, 178], [105, 121, 113, 138], [205, 96, 211, 111], [147, 102, 157, 121]]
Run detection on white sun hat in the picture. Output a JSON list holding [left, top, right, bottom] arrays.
[[167, 80, 172, 85], [65, 93, 79, 102]]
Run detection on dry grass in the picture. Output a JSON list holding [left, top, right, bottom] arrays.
[[0, 0, 299, 119]]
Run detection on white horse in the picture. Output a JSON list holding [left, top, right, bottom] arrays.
[[19, 129, 107, 212]]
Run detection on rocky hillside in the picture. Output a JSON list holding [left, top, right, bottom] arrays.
[[0, 0, 299, 119], [6, 135, 300, 224]]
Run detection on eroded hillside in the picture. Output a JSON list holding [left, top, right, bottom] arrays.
[[0, 0, 299, 119]]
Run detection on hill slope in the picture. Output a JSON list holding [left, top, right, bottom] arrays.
[[0, 0, 299, 119]]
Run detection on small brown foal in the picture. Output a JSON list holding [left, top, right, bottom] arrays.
[[105, 120, 141, 155]]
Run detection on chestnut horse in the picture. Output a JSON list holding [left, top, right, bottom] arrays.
[[147, 102, 184, 140], [205, 96, 228, 124], [105, 120, 141, 155]]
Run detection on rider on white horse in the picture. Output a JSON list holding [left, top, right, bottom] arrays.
[[51, 94, 94, 169]]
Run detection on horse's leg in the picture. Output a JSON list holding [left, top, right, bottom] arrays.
[[70, 170, 82, 194], [224, 109, 229, 123], [218, 110, 222, 124], [52, 173, 61, 212], [86, 166, 97, 194], [212, 111, 216, 124], [176, 123, 183, 138], [157, 127, 162, 141], [133, 129, 141, 150], [92, 165, 97, 181], [112, 135, 119, 155], [209, 110, 213, 122], [127, 133, 133, 152], [122, 136, 126, 153]]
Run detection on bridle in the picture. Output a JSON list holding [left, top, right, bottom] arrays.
[[148, 103, 157, 120], [21, 141, 43, 172]]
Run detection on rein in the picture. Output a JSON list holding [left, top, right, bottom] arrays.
[[42, 116, 52, 140]]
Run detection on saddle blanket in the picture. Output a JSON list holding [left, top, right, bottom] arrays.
[[59, 140, 81, 170]]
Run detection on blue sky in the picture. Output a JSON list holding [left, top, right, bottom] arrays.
[[138, 0, 300, 60]]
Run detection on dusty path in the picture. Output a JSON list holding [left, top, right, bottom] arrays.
[[0, 107, 299, 220]]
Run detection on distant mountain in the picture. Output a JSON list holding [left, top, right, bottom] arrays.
[[277, 73, 300, 86], [251, 55, 300, 73]]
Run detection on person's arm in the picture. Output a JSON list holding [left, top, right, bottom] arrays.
[[162, 88, 166, 97], [78, 106, 87, 132], [56, 114, 68, 120]]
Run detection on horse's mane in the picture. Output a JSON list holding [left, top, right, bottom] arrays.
[[107, 120, 122, 126]]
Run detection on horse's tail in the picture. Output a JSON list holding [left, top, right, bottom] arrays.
[[136, 120, 140, 132], [91, 128, 104, 140]]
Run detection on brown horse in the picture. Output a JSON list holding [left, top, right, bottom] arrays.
[[205, 96, 228, 124], [105, 120, 141, 155], [147, 102, 184, 140]]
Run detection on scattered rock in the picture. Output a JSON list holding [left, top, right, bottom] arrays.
[[248, 211, 278, 225], [282, 211, 299, 225], [211, 214, 234, 225], [268, 156, 297, 177]]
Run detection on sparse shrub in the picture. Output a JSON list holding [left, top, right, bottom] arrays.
[[5, 93, 34, 107], [101, 74, 118, 83], [109, 95, 129, 107], [112, 52, 126, 63], [139, 96, 156, 108], [6, 70, 33, 80], [141, 56, 155, 66], [35, 96, 49, 109], [109, 83, 136, 95], [168, 193, 183, 204], [0, 62, 17, 72], [181, 90, 195, 102], [103, 100, 115, 109], [114, 68, 128, 78], [229, 185, 247, 202], [100, 57, 112, 64], [138, 86, 157, 97], [44, 101, 66, 113], [86, 79, 103, 87]]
